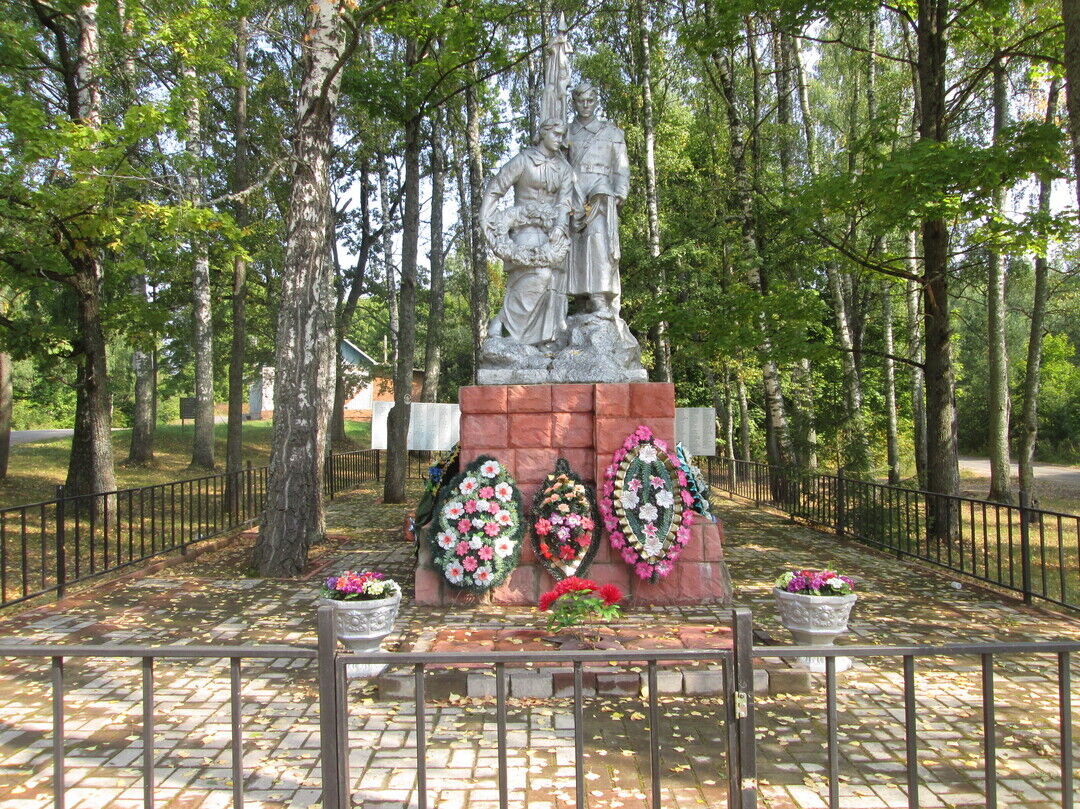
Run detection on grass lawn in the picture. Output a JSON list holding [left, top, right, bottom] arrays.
[[0, 419, 372, 510]]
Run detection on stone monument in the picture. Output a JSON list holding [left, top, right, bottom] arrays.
[[415, 16, 730, 608], [477, 17, 647, 385]]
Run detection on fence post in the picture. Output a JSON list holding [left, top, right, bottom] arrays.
[[1019, 490, 1033, 604], [376, 449, 382, 481], [326, 454, 335, 502], [318, 606, 342, 809], [55, 485, 66, 600], [731, 607, 757, 808], [243, 460, 252, 519], [835, 471, 846, 537]]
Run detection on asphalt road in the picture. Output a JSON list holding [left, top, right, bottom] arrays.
[[9, 429, 74, 446], [958, 456, 1080, 487]]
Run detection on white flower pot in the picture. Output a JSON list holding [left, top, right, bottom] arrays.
[[319, 593, 401, 677], [774, 588, 857, 673]]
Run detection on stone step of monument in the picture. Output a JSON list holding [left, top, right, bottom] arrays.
[[367, 623, 812, 699]]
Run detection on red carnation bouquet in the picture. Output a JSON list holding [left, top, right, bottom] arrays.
[[538, 577, 623, 631]]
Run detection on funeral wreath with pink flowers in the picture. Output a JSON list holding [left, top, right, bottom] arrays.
[[430, 455, 523, 592], [601, 425, 695, 583]]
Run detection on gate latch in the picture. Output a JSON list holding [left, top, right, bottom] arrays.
[[734, 690, 749, 718]]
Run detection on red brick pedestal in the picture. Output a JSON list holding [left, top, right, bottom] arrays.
[[415, 383, 732, 606]]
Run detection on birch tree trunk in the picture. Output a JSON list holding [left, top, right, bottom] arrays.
[[254, 0, 346, 576], [184, 63, 215, 470], [465, 74, 488, 382], [65, 0, 116, 501], [635, 0, 670, 382], [383, 106, 423, 505], [1018, 79, 1059, 503], [225, 17, 250, 509], [905, 234, 928, 488], [0, 352, 11, 479], [737, 376, 751, 463], [421, 112, 446, 402], [987, 45, 1013, 502], [723, 368, 736, 462], [709, 48, 794, 468], [828, 264, 870, 472], [882, 281, 901, 484]]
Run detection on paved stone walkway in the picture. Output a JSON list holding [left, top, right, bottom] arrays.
[[0, 481, 1075, 808]]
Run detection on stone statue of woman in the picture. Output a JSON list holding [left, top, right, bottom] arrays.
[[480, 118, 575, 348]]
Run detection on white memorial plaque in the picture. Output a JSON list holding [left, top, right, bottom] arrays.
[[675, 407, 716, 457], [371, 402, 460, 451]]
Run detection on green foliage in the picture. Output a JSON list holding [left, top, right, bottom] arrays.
[[543, 588, 622, 632]]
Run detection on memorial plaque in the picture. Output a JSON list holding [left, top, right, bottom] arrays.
[[371, 402, 460, 451], [675, 407, 716, 457]]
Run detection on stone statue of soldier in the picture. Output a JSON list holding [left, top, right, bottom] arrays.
[[565, 81, 631, 321]]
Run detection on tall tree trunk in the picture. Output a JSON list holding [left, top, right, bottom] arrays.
[[635, 0, 670, 382], [987, 44, 1013, 503], [226, 17, 250, 509], [117, 0, 154, 468], [421, 112, 446, 402], [792, 34, 817, 174], [465, 74, 488, 382], [773, 22, 795, 178], [709, 48, 794, 468], [253, 0, 345, 576], [1018, 79, 1060, 503], [828, 264, 870, 472], [704, 365, 721, 453], [65, 0, 116, 500], [333, 161, 374, 443], [882, 281, 901, 484], [66, 263, 117, 499], [184, 64, 215, 470], [737, 376, 751, 462], [917, 0, 960, 531], [127, 274, 155, 464], [383, 107, 423, 505], [0, 352, 11, 479], [791, 358, 818, 469], [723, 367, 736, 462], [1064, 0, 1080, 216], [379, 159, 398, 367], [905, 235, 928, 488]]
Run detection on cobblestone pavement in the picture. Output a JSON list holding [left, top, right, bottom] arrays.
[[0, 481, 1076, 808]]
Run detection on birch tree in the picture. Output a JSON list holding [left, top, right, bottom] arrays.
[[254, 0, 352, 576], [986, 42, 1013, 503]]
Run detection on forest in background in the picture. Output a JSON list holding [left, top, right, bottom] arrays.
[[1, 0, 1078, 532]]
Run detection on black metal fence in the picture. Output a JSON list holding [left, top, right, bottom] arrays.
[[706, 458, 1080, 611], [1, 606, 1075, 809], [0, 449, 383, 610]]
